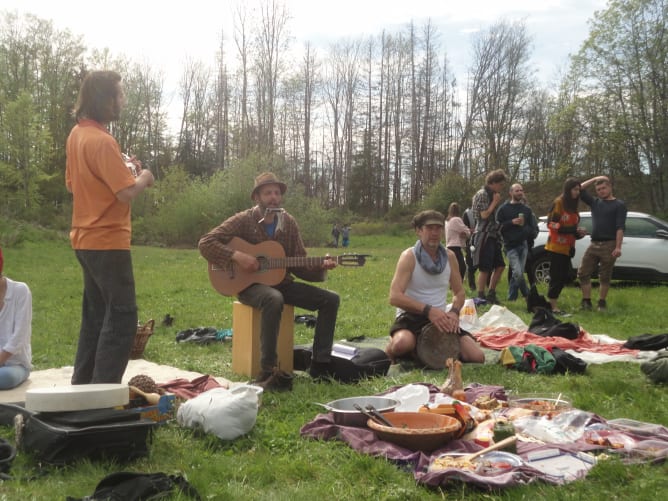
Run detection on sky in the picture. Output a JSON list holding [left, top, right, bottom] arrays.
[[3, 0, 608, 127]]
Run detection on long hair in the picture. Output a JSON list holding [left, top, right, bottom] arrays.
[[73, 70, 122, 123], [447, 202, 461, 220], [561, 177, 581, 213]]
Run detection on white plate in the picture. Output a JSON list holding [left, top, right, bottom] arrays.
[[475, 451, 523, 475]]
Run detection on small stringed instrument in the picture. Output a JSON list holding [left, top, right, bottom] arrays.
[[207, 237, 369, 296]]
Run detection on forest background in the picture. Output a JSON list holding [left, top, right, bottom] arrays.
[[1, 0, 667, 248]]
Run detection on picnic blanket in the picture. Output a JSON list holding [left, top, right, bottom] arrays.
[[0, 359, 231, 404], [300, 383, 668, 490], [337, 304, 657, 366], [471, 305, 659, 364]]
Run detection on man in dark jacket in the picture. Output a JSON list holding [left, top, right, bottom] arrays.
[[496, 184, 537, 301]]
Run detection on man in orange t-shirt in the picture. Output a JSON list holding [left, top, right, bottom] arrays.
[[66, 71, 154, 384]]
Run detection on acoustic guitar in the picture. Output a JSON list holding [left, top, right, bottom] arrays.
[[207, 237, 369, 296]]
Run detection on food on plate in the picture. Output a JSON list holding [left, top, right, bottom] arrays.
[[473, 395, 500, 410], [429, 454, 476, 472], [419, 403, 456, 415], [507, 394, 571, 418]]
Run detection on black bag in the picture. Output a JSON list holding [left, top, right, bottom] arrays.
[[623, 333, 668, 351], [0, 437, 16, 479], [528, 308, 580, 340], [293, 345, 313, 371], [550, 346, 588, 374], [293, 345, 391, 382], [526, 284, 550, 313], [20, 409, 157, 466], [66, 471, 202, 501], [329, 347, 392, 383]]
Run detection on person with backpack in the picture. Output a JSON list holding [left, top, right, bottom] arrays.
[[471, 169, 508, 304]]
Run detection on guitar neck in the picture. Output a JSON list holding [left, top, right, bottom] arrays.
[[265, 256, 330, 269]]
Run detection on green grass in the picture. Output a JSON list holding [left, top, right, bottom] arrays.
[[1, 234, 667, 500]]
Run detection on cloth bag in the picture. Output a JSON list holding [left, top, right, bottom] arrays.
[[177, 387, 258, 440]]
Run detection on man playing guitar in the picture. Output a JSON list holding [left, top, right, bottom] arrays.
[[198, 172, 340, 390]]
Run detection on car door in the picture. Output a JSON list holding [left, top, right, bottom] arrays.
[[617, 216, 668, 275]]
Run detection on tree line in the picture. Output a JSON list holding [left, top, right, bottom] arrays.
[[0, 0, 666, 240]]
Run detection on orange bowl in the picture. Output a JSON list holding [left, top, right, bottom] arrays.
[[367, 412, 461, 452]]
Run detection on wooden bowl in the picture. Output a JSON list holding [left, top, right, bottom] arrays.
[[367, 412, 461, 452]]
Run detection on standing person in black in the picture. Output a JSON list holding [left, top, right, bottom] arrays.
[[462, 207, 477, 291], [496, 184, 536, 301], [577, 176, 627, 312], [471, 169, 507, 304]]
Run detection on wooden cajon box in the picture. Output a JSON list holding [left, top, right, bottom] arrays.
[[231, 301, 294, 377]]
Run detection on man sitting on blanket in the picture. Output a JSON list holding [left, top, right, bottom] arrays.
[[385, 210, 485, 366]]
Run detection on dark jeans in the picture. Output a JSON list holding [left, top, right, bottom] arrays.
[[448, 246, 467, 284], [547, 251, 571, 301], [72, 250, 138, 384], [464, 242, 476, 290], [238, 281, 339, 371]]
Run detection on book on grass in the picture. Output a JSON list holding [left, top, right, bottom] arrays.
[[331, 343, 358, 360]]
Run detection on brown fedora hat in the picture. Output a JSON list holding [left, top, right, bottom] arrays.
[[251, 172, 287, 199]]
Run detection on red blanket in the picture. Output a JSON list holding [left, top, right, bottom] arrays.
[[474, 326, 639, 356]]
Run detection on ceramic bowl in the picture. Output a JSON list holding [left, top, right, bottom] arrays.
[[367, 411, 461, 452]]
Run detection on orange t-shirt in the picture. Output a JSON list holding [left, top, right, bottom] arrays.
[[65, 119, 136, 250]]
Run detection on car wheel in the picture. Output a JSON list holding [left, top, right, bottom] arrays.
[[532, 254, 552, 285]]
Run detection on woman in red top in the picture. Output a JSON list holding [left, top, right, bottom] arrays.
[[545, 178, 586, 313]]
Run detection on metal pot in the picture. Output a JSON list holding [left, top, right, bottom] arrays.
[[317, 396, 399, 427]]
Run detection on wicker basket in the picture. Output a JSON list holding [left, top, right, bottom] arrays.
[[131, 319, 155, 359]]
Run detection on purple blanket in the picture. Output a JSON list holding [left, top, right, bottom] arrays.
[[300, 383, 667, 490]]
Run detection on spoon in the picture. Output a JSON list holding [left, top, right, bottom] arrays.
[[462, 435, 518, 462]]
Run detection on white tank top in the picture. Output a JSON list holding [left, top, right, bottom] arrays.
[[396, 246, 450, 316]]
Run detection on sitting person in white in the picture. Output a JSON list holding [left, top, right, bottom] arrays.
[[0, 247, 32, 390]]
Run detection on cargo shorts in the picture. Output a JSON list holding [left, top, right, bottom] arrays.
[[577, 240, 618, 285]]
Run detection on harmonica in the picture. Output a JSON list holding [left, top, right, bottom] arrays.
[[258, 207, 284, 223]]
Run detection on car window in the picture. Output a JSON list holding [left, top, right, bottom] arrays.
[[625, 217, 660, 238], [579, 216, 592, 233]]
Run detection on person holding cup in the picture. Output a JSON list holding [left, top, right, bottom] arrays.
[[496, 184, 537, 301]]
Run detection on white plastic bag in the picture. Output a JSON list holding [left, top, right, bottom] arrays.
[[447, 298, 479, 332], [513, 409, 593, 443], [385, 384, 430, 411], [477, 305, 528, 332], [176, 387, 258, 440]]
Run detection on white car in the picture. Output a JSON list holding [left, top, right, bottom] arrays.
[[530, 211, 668, 284]]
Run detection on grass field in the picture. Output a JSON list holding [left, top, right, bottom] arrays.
[[1, 234, 667, 500]]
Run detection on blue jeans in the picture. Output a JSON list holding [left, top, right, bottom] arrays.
[[72, 250, 138, 384], [0, 364, 30, 389], [506, 242, 529, 301], [238, 281, 339, 371]]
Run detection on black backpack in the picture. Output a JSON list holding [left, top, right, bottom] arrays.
[[550, 346, 588, 374], [329, 347, 392, 383], [528, 308, 580, 340], [293, 345, 391, 383], [66, 471, 201, 501], [623, 333, 668, 351], [0, 438, 16, 480]]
